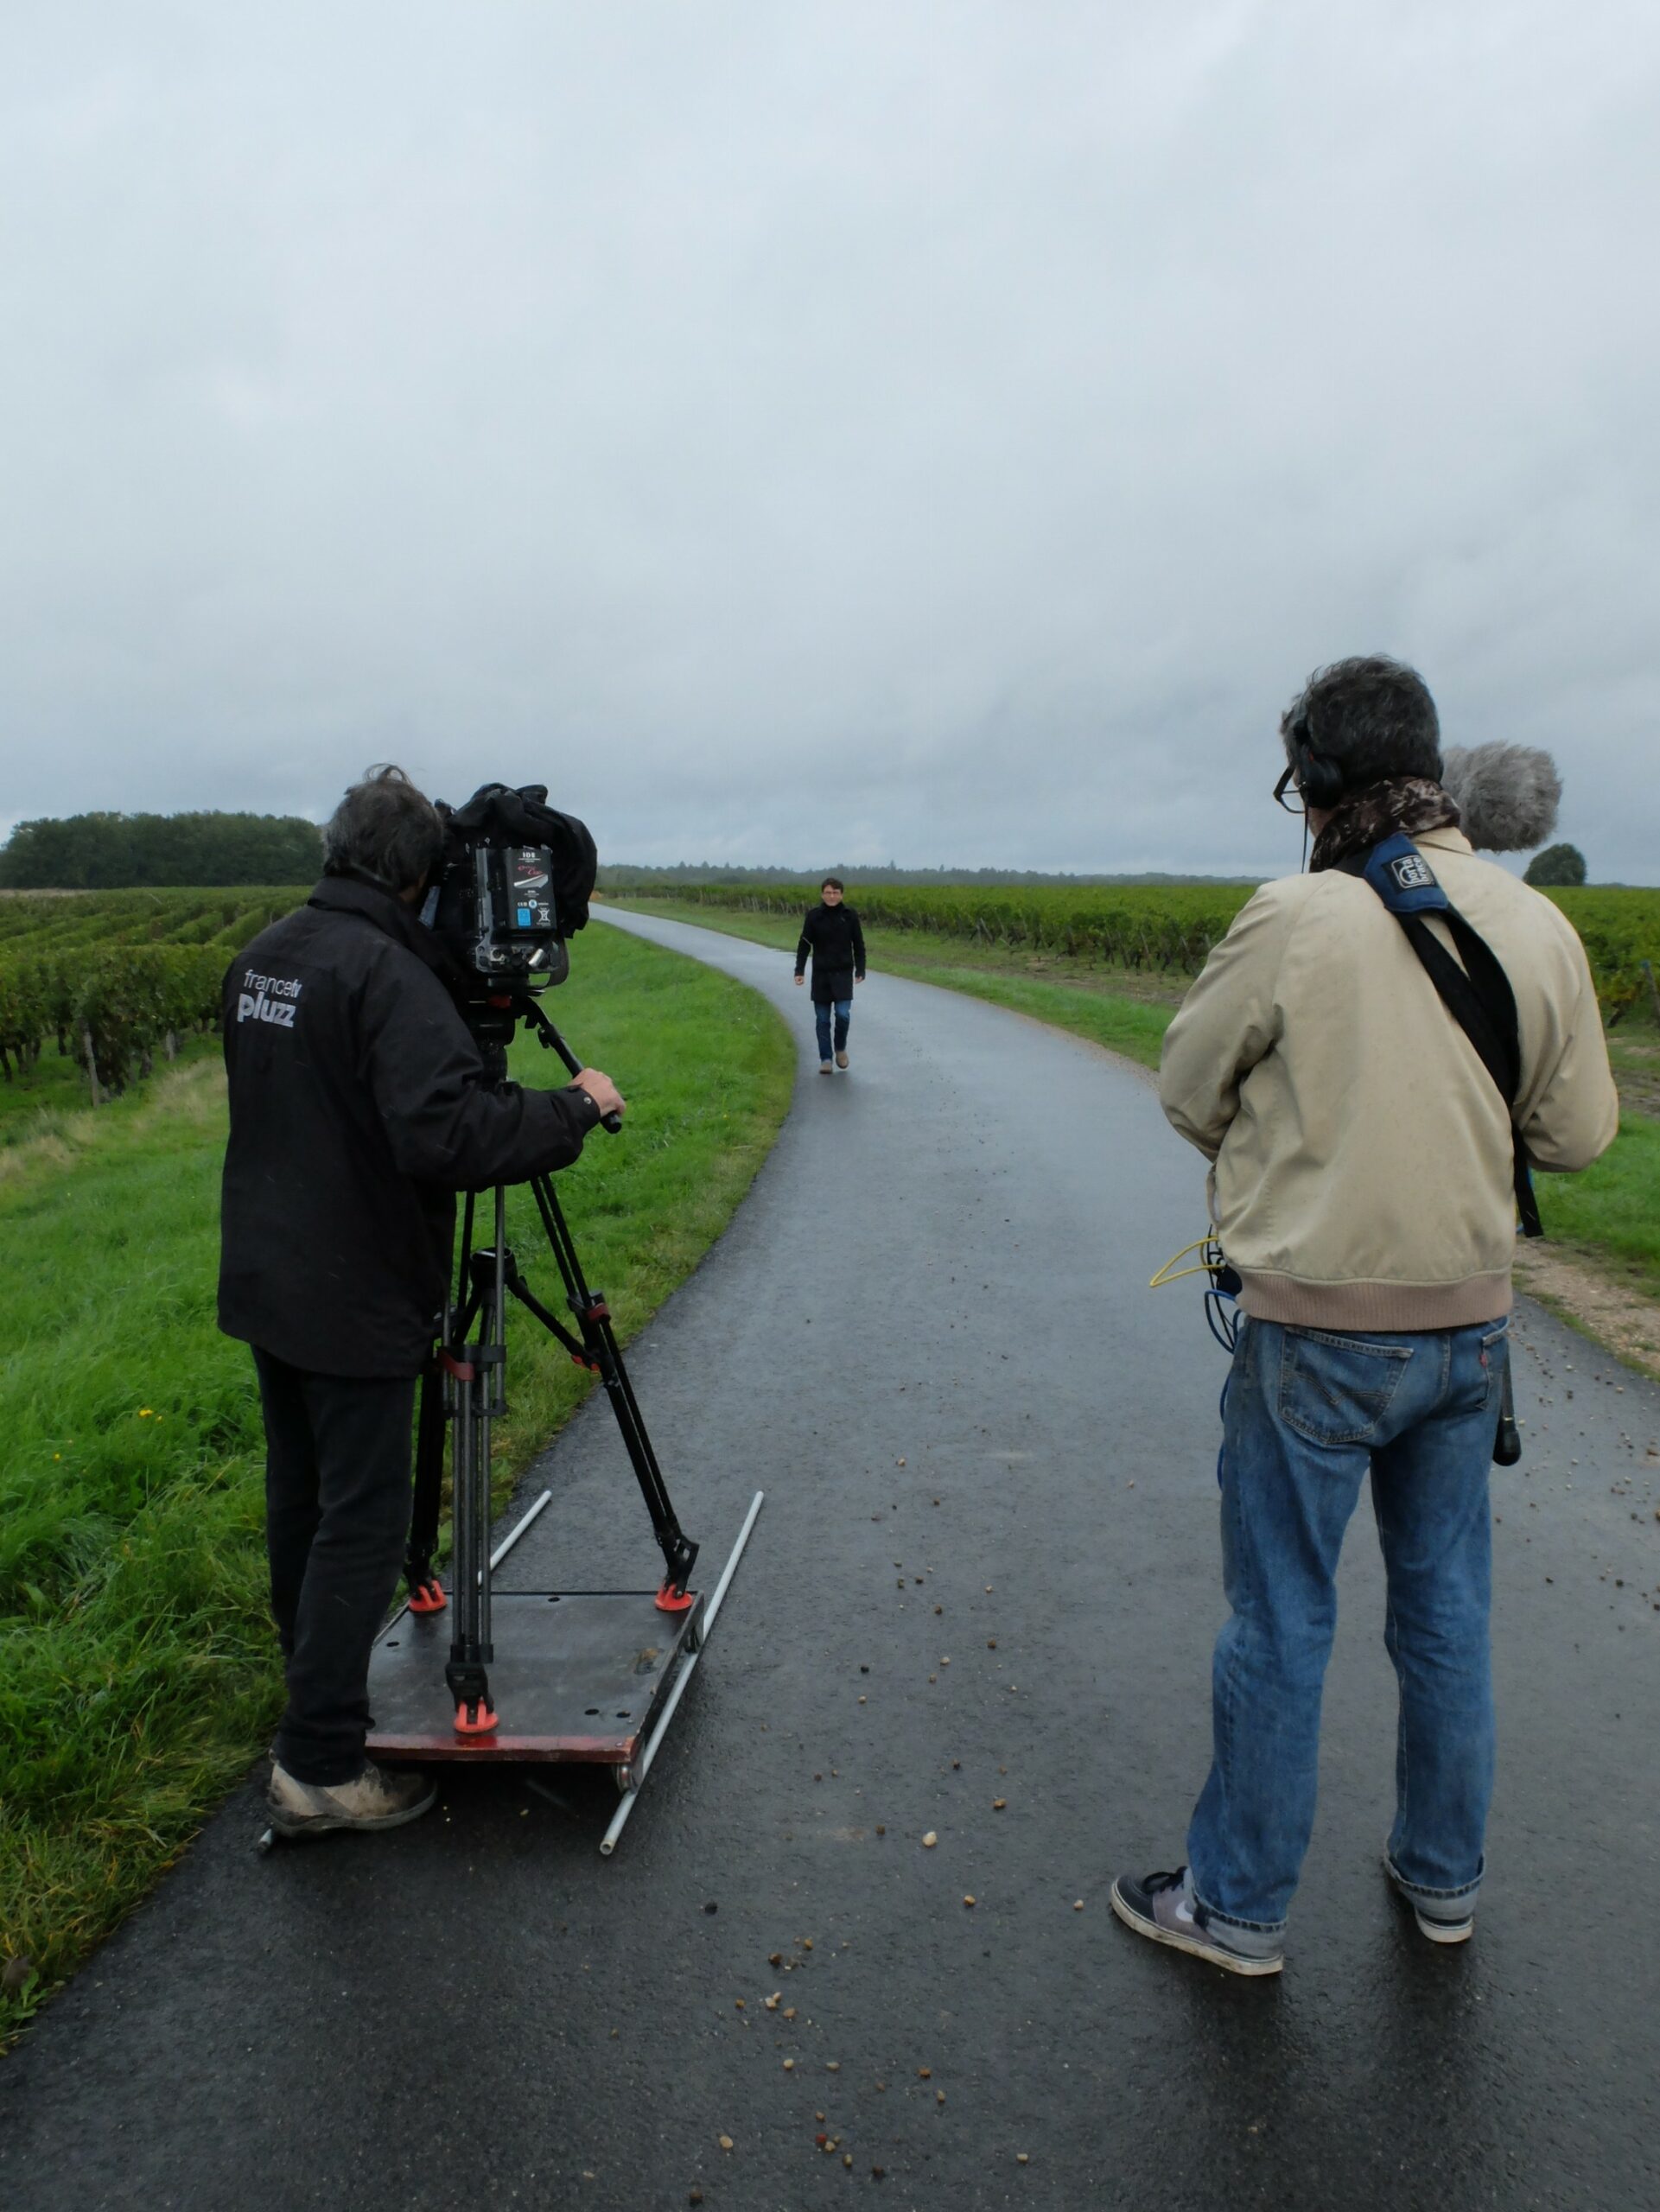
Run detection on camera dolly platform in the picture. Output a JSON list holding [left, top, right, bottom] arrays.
[[359, 1485, 762, 1853]]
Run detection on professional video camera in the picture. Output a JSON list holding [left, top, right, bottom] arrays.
[[420, 781, 599, 1005], [417, 779, 608, 1099]]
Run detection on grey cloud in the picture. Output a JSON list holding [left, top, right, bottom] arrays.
[[2, 1, 1656, 880]]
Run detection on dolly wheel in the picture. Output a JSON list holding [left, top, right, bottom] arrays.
[[455, 1698, 499, 1736], [654, 1577, 695, 1615], [408, 1576, 448, 1615]]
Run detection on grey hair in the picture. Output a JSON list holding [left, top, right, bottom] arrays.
[[321, 765, 445, 893], [1440, 742, 1561, 852], [1280, 655, 1442, 793]]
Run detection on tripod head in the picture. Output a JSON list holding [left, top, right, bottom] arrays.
[[467, 988, 622, 1133]]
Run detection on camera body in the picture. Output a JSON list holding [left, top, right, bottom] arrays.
[[420, 784, 598, 1021], [424, 841, 569, 994]]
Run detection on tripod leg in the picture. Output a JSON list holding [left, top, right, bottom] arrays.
[[476, 1191, 508, 1665], [404, 1357, 448, 1614], [592, 1311, 698, 1609], [445, 1188, 511, 1736], [443, 1341, 497, 1735], [529, 1173, 699, 1606]]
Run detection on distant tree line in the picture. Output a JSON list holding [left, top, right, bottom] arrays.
[[597, 861, 1261, 892], [0, 811, 323, 890]]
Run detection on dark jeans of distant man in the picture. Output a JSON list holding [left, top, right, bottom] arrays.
[[794, 876, 867, 1073]]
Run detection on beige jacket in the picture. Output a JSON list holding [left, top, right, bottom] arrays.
[[1158, 828, 1619, 1329]]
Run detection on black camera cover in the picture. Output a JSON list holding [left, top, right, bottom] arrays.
[[439, 784, 598, 934]]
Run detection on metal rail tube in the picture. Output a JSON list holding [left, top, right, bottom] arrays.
[[599, 1489, 764, 1856], [485, 1489, 553, 1577]]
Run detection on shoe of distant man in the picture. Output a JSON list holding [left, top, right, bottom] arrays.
[[835, 1051, 849, 1069]]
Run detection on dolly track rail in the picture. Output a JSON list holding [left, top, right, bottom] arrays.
[[600, 1489, 765, 1856]]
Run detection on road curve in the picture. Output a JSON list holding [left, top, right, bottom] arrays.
[[2, 906, 1657, 2212]]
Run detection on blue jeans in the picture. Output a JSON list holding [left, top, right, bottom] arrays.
[[1187, 1314, 1505, 1942], [814, 1000, 852, 1060]]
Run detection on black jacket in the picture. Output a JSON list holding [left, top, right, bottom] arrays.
[[795, 903, 867, 1004], [218, 876, 599, 1377]]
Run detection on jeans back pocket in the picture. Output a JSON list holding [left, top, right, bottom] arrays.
[[1277, 1326, 1414, 1447]]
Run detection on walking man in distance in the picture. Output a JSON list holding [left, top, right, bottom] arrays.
[[1112, 656, 1618, 1976], [795, 875, 867, 1073], [219, 766, 624, 1840]]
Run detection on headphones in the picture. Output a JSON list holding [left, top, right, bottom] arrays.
[[1282, 698, 1346, 810]]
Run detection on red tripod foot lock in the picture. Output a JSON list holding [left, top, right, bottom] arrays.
[[454, 1700, 499, 1736], [654, 1579, 696, 1615], [408, 1578, 448, 1615]]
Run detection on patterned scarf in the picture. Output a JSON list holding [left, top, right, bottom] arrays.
[[1308, 776, 1461, 874]]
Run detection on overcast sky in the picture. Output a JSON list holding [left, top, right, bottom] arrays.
[[3, 3, 1656, 879]]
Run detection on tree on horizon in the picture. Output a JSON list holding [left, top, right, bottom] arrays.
[[1523, 842, 1588, 887], [0, 810, 323, 889]]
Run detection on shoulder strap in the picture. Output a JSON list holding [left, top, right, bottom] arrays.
[[1339, 836, 1542, 1238]]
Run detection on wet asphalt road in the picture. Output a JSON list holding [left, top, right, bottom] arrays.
[[3, 908, 1658, 2212]]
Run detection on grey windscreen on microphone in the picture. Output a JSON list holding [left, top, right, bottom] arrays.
[[1440, 741, 1562, 852]]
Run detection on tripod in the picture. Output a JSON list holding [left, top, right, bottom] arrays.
[[402, 997, 699, 1736]]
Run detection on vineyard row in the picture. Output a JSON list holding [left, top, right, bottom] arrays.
[[0, 888, 308, 1101], [4, 872, 1654, 1109], [630, 880, 1660, 1013]]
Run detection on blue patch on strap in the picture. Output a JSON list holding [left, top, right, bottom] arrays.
[[1361, 833, 1449, 915]]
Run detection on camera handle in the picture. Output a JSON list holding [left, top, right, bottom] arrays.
[[520, 998, 623, 1133]]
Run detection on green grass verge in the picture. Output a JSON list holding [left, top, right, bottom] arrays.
[[1533, 1114, 1660, 1284], [0, 924, 792, 2042], [610, 898, 1660, 1290], [874, 963, 1173, 1070]]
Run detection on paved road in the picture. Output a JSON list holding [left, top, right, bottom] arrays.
[[3, 909, 1657, 2212]]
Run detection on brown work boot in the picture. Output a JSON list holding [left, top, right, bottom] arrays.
[[835, 1050, 849, 1069], [267, 1758, 436, 1838]]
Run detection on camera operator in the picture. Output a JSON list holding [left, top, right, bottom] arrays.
[[218, 766, 624, 1840], [1111, 658, 1618, 1976]]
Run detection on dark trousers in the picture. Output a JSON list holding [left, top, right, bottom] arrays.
[[251, 1347, 417, 1785], [814, 999, 853, 1059]]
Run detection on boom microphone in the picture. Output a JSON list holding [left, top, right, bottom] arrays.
[[1441, 742, 1561, 853]]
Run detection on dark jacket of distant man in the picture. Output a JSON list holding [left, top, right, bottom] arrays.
[[219, 874, 599, 1376], [794, 900, 867, 1003]]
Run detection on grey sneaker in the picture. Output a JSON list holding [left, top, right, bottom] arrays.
[[1110, 1866, 1283, 1976], [819, 1060, 834, 1074], [1383, 1853, 1476, 1944], [267, 1759, 436, 1839]]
